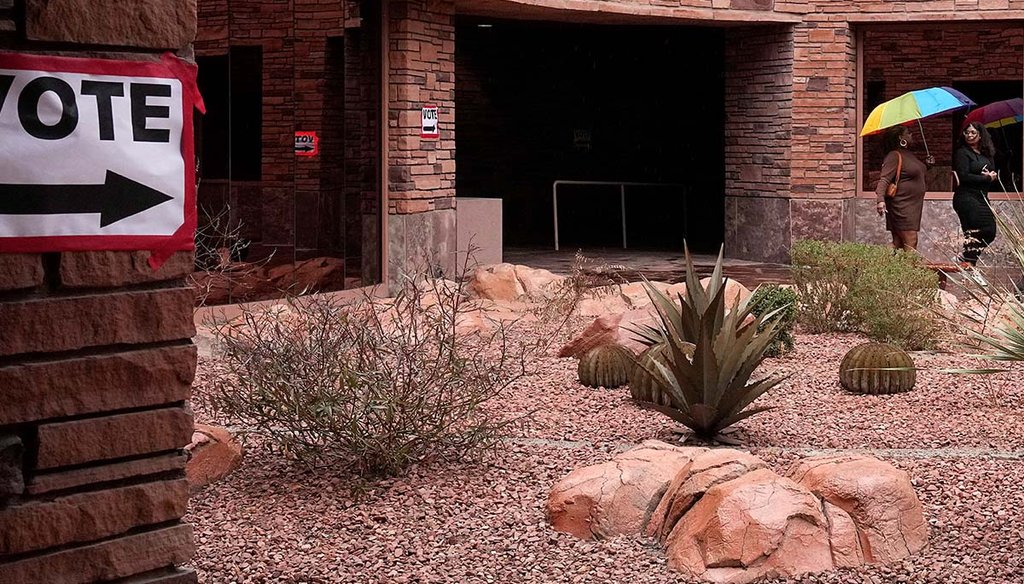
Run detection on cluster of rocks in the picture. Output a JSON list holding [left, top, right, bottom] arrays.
[[547, 441, 927, 583], [193, 256, 352, 305]]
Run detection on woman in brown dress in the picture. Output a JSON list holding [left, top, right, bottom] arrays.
[[875, 126, 933, 251]]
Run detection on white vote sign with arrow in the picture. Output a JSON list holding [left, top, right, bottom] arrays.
[[0, 52, 201, 256]]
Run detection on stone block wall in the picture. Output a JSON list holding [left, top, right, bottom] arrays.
[[387, 0, 457, 285], [724, 25, 795, 262], [0, 3, 199, 582]]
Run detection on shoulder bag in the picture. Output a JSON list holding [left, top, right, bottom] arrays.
[[885, 152, 903, 198]]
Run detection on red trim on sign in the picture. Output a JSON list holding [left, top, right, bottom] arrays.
[[0, 51, 199, 266]]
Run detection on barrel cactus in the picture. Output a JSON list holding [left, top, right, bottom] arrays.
[[839, 342, 916, 395], [629, 342, 694, 407], [578, 344, 634, 389]]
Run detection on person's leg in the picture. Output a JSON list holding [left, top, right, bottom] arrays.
[[890, 231, 904, 251], [954, 196, 983, 265], [895, 230, 919, 251]]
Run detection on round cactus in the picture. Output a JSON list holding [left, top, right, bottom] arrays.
[[839, 342, 916, 395], [578, 344, 634, 389], [629, 342, 694, 407]]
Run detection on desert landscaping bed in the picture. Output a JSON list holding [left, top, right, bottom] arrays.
[[187, 327, 1024, 584]]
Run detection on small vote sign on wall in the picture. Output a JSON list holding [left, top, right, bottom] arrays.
[[0, 52, 203, 257], [421, 105, 439, 140]]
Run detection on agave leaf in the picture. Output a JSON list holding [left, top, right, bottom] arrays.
[[719, 374, 789, 422], [714, 405, 776, 434], [636, 399, 699, 430]]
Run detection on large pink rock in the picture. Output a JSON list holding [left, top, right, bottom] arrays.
[[515, 265, 564, 300], [664, 468, 833, 583], [646, 449, 767, 543], [699, 277, 752, 308], [185, 424, 242, 490], [557, 313, 623, 358], [469, 264, 525, 301], [547, 441, 707, 540], [467, 264, 564, 302], [787, 455, 928, 565]]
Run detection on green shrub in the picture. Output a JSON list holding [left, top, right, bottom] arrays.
[[790, 240, 940, 350], [748, 284, 797, 357]]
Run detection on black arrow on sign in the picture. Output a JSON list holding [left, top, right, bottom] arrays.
[[0, 171, 173, 227]]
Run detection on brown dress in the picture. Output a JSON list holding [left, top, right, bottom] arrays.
[[875, 148, 927, 231]]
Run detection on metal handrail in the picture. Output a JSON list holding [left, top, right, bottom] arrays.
[[552, 180, 687, 251]]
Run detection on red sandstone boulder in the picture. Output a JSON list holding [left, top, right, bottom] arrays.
[[700, 277, 752, 308], [646, 449, 767, 543], [468, 264, 525, 301], [787, 455, 928, 565], [557, 313, 623, 358], [515, 265, 564, 300], [547, 441, 707, 540], [467, 264, 564, 302], [185, 425, 242, 490], [664, 468, 833, 583]]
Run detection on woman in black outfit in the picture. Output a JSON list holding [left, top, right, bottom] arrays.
[[953, 121, 999, 269]]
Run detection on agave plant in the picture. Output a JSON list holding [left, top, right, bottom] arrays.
[[632, 246, 789, 441]]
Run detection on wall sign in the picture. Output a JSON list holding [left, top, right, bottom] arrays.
[[295, 131, 318, 157], [421, 105, 439, 140], [0, 52, 202, 257]]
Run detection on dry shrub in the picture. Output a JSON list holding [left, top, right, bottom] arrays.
[[791, 240, 941, 350], [198, 270, 536, 477]]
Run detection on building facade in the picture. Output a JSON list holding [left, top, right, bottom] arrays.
[[194, 0, 1024, 291]]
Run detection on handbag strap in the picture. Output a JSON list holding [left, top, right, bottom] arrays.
[[892, 152, 903, 189]]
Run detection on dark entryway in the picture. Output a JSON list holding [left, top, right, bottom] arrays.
[[455, 20, 726, 253]]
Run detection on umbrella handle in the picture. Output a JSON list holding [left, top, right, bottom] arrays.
[[917, 119, 931, 159]]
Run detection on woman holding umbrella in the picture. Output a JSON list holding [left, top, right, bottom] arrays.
[[875, 126, 932, 251], [953, 121, 999, 270], [863, 86, 974, 251]]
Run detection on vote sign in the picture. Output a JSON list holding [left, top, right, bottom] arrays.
[[0, 52, 201, 254], [421, 105, 439, 140]]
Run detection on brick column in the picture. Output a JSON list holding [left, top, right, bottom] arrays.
[[0, 2, 199, 582], [386, 0, 457, 288], [789, 16, 858, 246], [724, 25, 795, 263]]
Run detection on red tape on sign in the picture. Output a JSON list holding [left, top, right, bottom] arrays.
[[0, 51, 202, 268]]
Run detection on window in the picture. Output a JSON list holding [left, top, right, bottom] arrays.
[[195, 46, 263, 181]]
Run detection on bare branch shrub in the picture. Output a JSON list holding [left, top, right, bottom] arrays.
[[189, 205, 273, 308], [197, 256, 534, 477]]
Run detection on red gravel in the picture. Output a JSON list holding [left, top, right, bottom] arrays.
[[187, 328, 1024, 583]]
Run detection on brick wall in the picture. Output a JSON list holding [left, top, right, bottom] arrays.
[[723, 25, 796, 262], [386, 0, 458, 285], [0, 8, 197, 583]]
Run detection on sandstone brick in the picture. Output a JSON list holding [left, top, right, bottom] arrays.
[[60, 251, 194, 288], [0, 345, 195, 425], [25, 0, 197, 49], [0, 479, 188, 555], [0, 524, 194, 584], [0, 286, 195, 357], [37, 408, 194, 470], [27, 453, 188, 496], [0, 254, 44, 291]]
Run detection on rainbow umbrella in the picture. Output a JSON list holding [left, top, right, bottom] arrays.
[[860, 86, 975, 157], [963, 98, 1023, 129]]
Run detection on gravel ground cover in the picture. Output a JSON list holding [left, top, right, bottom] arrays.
[[187, 328, 1024, 584]]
